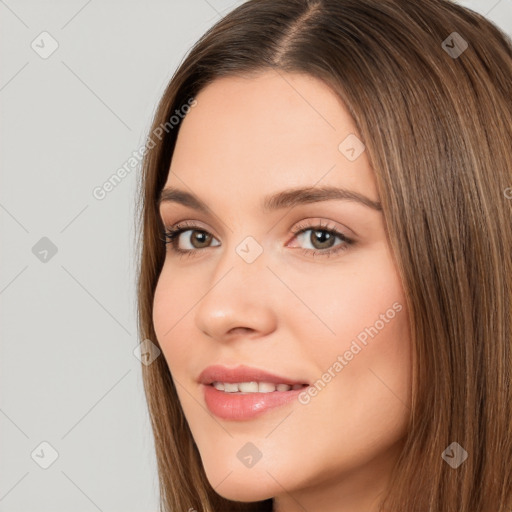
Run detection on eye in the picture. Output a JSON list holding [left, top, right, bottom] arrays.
[[161, 220, 220, 257], [160, 219, 354, 259], [289, 219, 354, 258]]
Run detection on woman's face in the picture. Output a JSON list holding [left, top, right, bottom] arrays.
[[153, 70, 412, 510]]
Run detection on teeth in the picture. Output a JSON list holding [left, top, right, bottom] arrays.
[[259, 382, 278, 393], [239, 382, 259, 392], [212, 381, 305, 393]]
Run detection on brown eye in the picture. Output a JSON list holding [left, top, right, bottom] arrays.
[[163, 225, 220, 253], [309, 229, 336, 250], [293, 227, 349, 251], [289, 222, 354, 258], [188, 230, 213, 249]]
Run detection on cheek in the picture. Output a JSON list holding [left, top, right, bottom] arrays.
[[286, 243, 407, 357], [152, 269, 199, 372], [284, 269, 410, 481], [287, 244, 411, 422]]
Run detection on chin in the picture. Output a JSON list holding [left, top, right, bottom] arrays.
[[202, 462, 280, 502], [212, 481, 275, 503]]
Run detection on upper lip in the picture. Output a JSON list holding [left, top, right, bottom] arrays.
[[198, 364, 309, 386]]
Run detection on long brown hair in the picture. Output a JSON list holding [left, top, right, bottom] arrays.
[[135, 1, 512, 510]]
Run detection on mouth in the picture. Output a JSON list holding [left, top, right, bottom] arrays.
[[198, 364, 310, 420]]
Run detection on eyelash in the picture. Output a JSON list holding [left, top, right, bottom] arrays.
[[160, 219, 354, 260]]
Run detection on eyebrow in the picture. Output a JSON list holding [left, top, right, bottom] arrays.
[[157, 185, 382, 213]]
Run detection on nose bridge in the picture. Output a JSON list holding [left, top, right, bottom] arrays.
[[193, 233, 277, 339], [214, 231, 269, 286]]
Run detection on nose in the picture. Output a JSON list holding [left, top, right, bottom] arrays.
[[193, 247, 278, 342]]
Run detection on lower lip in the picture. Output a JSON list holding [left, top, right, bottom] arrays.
[[203, 384, 307, 420]]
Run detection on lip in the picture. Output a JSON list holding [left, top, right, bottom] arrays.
[[198, 364, 309, 386], [203, 384, 308, 420], [199, 364, 310, 421]]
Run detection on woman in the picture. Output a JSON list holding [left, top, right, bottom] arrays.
[[136, 1, 512, 510]]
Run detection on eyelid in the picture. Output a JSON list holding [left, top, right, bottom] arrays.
[[289, 218, 354, 239], [161, 217, 353, 240], [161, 218, 218, 237]]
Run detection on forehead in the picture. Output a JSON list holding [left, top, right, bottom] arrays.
[[165, 70, 378, 204]]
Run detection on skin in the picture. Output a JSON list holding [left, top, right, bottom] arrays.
[[152, 69, 412, 512]]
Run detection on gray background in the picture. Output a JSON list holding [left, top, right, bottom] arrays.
[[1, 1, 510, 511]]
